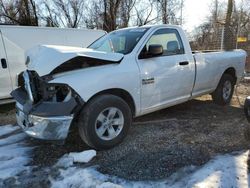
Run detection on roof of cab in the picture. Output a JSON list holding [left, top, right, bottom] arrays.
[[114, 24, 182, 32]]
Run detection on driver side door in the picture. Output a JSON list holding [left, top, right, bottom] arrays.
[[136, 28, 195, 114]]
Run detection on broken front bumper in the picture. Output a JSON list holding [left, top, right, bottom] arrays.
[[12, 87, 78, 141], [16, 102, 73, 140]]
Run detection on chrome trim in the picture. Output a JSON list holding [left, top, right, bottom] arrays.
[[16, 102, 24, 111], [23, 71, 34, 102], [16, 103, 73, 140]]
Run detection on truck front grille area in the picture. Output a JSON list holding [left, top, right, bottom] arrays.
[[17, 72, 25, 89], [17, 70, 78, 105], [17, 70, 42, 103]]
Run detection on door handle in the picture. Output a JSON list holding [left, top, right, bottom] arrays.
[[179, 61, 189, 66], [1, 58, 7, 69], [142, 77, 155, 85]]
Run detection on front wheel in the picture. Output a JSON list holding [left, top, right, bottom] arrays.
[[78, 94, 132, 150], [211, 74, 235, 105]]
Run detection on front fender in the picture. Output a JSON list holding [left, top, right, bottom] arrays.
[[49, 63, 141, 116]]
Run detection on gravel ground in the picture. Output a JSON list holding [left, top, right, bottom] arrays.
[[0, 103, 15, 125], [0, 81, 250, 183]]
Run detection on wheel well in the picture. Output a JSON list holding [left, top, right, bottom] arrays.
[[88, 89, 136, 116], [223, 67, 237, 84]]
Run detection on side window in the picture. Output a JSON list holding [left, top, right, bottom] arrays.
[[143, 28, 184, 57]]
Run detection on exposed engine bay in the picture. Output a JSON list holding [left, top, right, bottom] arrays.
[[50, 56, 121, 75], [10, 49, 123, 140], [25, 44, 124, 76], [10, 70, 86, 140], [13, 70, 84, 116]]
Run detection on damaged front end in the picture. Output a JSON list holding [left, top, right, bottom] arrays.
[[11, 70, 83, 141]]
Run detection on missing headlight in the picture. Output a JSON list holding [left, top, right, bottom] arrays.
[[45, 84, 72, 102]]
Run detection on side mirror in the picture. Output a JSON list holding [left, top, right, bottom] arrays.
[[148, 44, 163, 57]]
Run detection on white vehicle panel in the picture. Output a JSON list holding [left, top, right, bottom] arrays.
[[0, 32, 12, 98], [0, 25, 105, 50], [137, 54, 195, 113], [50, 55, 141, 116], [27, 45, 124, 76], [135, 26, 196, 114], [192, 50, 246, 97]]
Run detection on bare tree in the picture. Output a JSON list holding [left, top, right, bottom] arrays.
[[42, 1, 60, 27], [84, 0, 125, 31], [191, 0, 250, 51], [160, 0, 168, 24], [157, 0, 169, 24], [191, 22, 214, 50], [0, 0, 39, 25], [119, 0, 136, 28], [84, 0, 103, 29], [42, 0, 85, 28], [156, 0, 183, 25], [231, 0, 250, 47], [102, 0, 121, 31], [134, 0, 157, 26], [224, 0, 233, 50]]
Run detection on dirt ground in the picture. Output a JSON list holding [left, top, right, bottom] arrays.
[[1, 81, 250, 182]]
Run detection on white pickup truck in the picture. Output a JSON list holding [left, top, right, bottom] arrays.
[[11, 25, 247, 149]]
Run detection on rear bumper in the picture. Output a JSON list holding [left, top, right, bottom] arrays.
[[16, 102, 73, 140]]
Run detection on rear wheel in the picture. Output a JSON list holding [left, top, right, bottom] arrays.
[[78, 94, 132, 150], [211, 74, 235, 105]]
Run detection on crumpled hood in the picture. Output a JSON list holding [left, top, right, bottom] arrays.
[[26, 45, 124, 76]]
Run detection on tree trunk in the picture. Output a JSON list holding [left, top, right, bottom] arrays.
[[224, 0, 233, 50], [30, 0, 38, 26], [161, 0, 168, 24]]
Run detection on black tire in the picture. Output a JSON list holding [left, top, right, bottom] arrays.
[[78, 94, 132, 150], [244, 97, 250, 123], [211, 74, 235, 105]]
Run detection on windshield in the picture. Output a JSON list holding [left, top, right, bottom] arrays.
[[88, 27, 149, 55]]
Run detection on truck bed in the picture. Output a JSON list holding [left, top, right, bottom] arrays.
[[191, 49, 246, 98]]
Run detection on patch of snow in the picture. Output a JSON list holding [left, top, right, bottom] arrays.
[[0, 124, 250, 188], [56, 154, 74, 168], [51, 165, 169, 188], [0, 124, 20, 137], [171, 151, 250, 188], [56, 150, 96, 169], [0, 125, 32, 181], [0, 133, 27, 146], [51, 167, 108, 188], [69, 150, 96, 163], [51, 151, 250, 188], [97, 182, 123, 188]]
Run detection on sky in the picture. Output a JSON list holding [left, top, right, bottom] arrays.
[[183, 0, 243, 32], [183, 0, 212, 32]]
